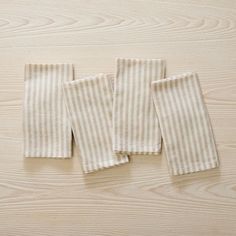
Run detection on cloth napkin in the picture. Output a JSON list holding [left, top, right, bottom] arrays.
[[113, 58, 166, 155], [63, 73, 129, 173], [151, 72, 219, 175], [23, 64, 73, 158]]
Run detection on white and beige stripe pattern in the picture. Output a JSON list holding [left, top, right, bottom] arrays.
[[63, 74, 129, 173], [151, 72, 219, 175], [23, 64, 73, 158], [113, 58, 166, 155]]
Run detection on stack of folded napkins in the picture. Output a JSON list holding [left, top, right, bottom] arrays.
[[23, 58, 219, 176]]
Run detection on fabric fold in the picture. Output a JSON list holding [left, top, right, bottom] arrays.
[[63, 73, 129, 173], [23, 64, 73, 158], [151, 72, 219, 175], [113, 58, 166, 155]]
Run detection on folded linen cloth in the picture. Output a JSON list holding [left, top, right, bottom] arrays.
[[63, 74, 129, 173], [23, 64, 73, 158], [113, 58, 166, 155], [151, 72, 219, 175]]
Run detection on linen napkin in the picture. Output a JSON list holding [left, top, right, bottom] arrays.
[[151, 72, 219, 175], [63, 74, 129, 173], [113, 58, 166, 155], [23, 64, 73, 158]]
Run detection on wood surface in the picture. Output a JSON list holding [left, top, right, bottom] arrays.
[[0, 0, 236, 235]]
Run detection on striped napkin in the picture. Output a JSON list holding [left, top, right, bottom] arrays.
[[63, 74, 129, 173], [23, 64, 73, 158], [113, 58, 166, 155], [151, 72, 219, 175]]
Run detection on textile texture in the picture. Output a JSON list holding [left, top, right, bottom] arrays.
[[151, 72, 219, 175], [23, 64, 73, 158], [63, 74, 129, 173], [113, 58, 166, 155]]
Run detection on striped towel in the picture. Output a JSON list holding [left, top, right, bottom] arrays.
[[113, 58, 166, 155], [23, 64, 73, 158], [63, 74, 129, 173], [151, 72, 219, 175]]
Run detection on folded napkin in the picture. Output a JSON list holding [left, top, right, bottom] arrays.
[[151, 72, 219, 175], [63, 74, 129, 173], [23, 64, 73, 158], [113, 58, 166, 155]]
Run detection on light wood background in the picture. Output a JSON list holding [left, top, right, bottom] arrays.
[[0, 0, 236, 235]]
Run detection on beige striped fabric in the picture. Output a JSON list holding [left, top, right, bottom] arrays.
[[151, 72, 219, 175], [23, 64, 73, 158], [113, 58, 166, 155], [63, 74, 129, 173]]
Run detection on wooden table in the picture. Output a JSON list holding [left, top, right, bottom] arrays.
[[0, 0, 236, 235]]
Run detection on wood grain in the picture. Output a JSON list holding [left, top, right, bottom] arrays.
[[0, 0, 236, 235]]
